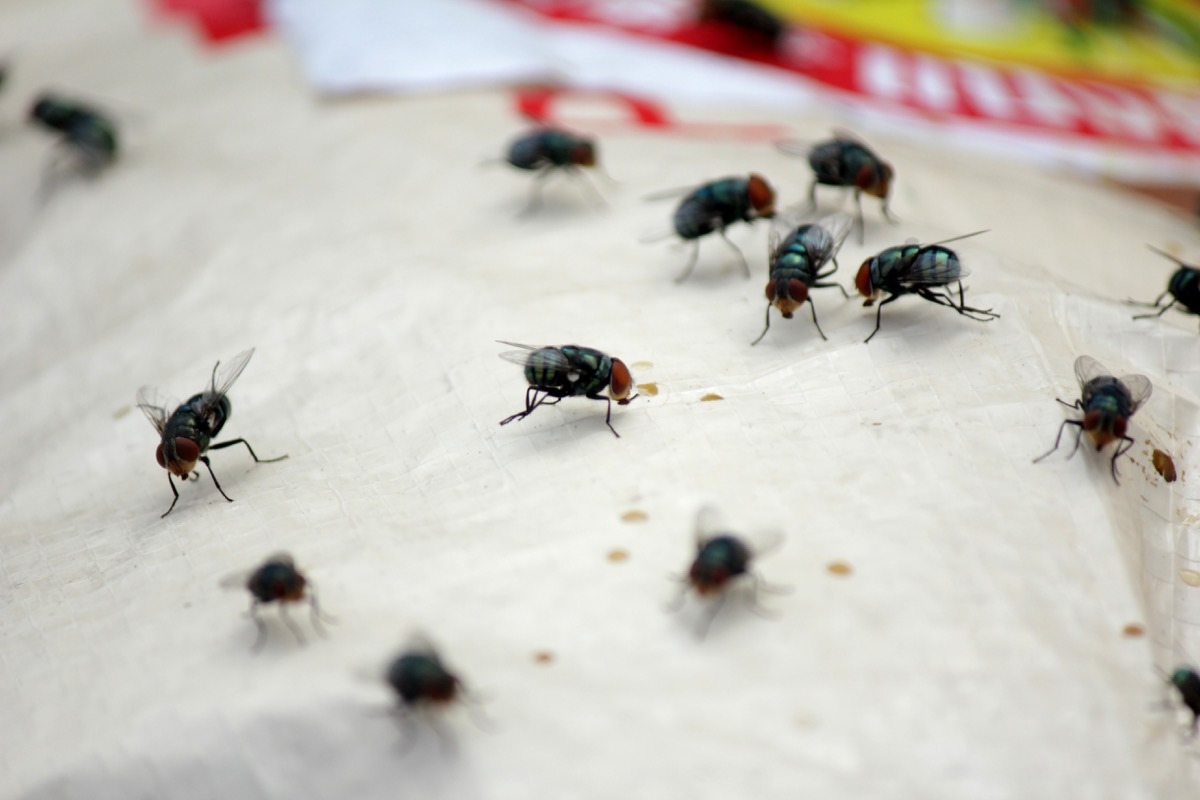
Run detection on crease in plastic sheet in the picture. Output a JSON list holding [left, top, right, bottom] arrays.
[[2, 7, 1200, 800]]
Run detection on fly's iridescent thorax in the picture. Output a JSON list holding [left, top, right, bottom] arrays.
[[1169, 267, 1200, 312], [909, 245, 963, 287], [387, 653, 459, 706], [1081, 377, 1132, 418], [29, 95, 92, 132], [248, 558, 306, 604], [559, 345, 612, 397], [856, 245, 908, 299], [690, 535, 751, 594]]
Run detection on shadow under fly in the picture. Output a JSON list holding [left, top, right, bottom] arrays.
[[219, 552, 333, 653], [667, 505, 786, 639]]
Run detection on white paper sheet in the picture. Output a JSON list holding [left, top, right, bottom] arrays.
[[2, 1, 1200, 798]]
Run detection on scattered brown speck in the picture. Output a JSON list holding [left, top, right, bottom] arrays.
[[1121, 623, 1145, 638], [1152, 449, 1177, 483], [620, 510, 648, 523], [1181, 569, 1200, 587], [533, 651, 555, 665], [608, 549, 630, 563], [700, 393, 724, 402], [113, 405, 132, 420], [636, 382, 659, 396], [827, 561, 853, 577], [632, 361, 653, 370]]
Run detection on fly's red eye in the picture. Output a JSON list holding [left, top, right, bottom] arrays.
[[854, 263, 873, 297], [155, 443, 166, 468], [174, 437, 200, 463], [574, 142, 596, 167], [609, 359, 633, 400], [855, 163, 878, 191], [788, 279, 809, 304], [1082, 410, 1102, 431], [765, 278, 778, 300], [1113, 417, 1128, 438], [746, 173, 775, 215]]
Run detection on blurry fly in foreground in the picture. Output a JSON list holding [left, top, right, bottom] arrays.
[[503, 127, 603, 214], [647, 173, 776, 283], [1165, 665, 1200, 736], [669, 506, 783, 638], [28, 92, 119, 177], [137, 348, 287, 517], [777, 131, 896, 243], [498, 342, 637, 438], [220, 552, 331, 653], [855, 231, 999, 343], [1033, 355, 1151, 484], [1130, 246, 1200, 329], [383, 636, 484, 750], [752, 210, 852, 344]]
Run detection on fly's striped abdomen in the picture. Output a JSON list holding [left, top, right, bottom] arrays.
[[907, 246, 963, 285], [524, 347, 572, 391]]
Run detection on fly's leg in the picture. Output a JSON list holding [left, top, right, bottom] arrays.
[[853, 189, 865, 244], [1055, 397, 1084, 411], [808, 300, 828, 340], [812, 278, 850, 299], [248, 600, 268, 653], [864, 293, 903, 343], [880, 195, 899, 224], [199, 455, 234, 503], [1128, 290, 1171, 309], [750, 303, 772, 346], [208, 438, 289, 463], [917, 287, 999, 321], [161, 473, 181, 518], [307, 584, 334, 638], [805, 179, 818, 213], [1033, 418, 1084, 464], [500, 389, 563, 426], [519, 168, 554, 216], [1112, 434, 1137, 484], [675, 240, 701, 284], [1132, 299, 1176, 320], [188, 471, 200, 482], [587, 394, 620, 438], [716, 226, 750, 279], [696, 593, 728, 640], [279, 603, 307, 646], [568, 165, 606, 207]]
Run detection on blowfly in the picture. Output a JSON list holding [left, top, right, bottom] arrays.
[[1130, 245, 1200, 329], [498, 341, 637, 438], [503, 127, 603, 214], [752, 209, 852, 344], [1033, 355, 1151, 483], [220, 552, 330, 652], [855, 231, 999, 342], [28, 92, 119, 174], [137, 348, 287, 517]]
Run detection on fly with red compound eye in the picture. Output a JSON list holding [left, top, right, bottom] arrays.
[[669, 506, 784, 638], [1033, 355, 1152, 484], [497, 341, 638, 437], [502, 127, 605, 214], [136, 348, 287, 517], [220, 552, 332, 653]]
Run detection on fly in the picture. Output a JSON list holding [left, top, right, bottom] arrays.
[[498, 341, 637, 437], [649, 173, 776, 283], [1130, 245, 1200, 329], [29, 92, 119, 174], [503, 127, 603, 214], [1033, 355, 1151, 483], [777, 131, 896, 243], [855, 231, 999, 342], [137, 348, 287, 517], [220, 552, 331, 652], [752, 210, 852, 344]]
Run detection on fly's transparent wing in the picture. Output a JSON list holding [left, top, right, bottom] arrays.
[[496, 341, 571, 371], [773, 139, 812, 159], [1117, 374, 1153, 414], [897, 246, 972, 286], [1073, 355, 1111, 389], [195, 348, 255, 418], [218, 567, 256, 591], [767, 201, 814, 261], [693, 504, 733, 546], [643, 184, 699, 202], [805, 212, 853, 266], [135, 385, 174, 434]]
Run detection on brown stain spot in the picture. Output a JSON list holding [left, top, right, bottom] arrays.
[[871, 422, 882, 426], [700, 393, 724, 402], [1122, 623, 1145, 638], [620, 509, 648, 523], [533, 650, 555, 665], [1152, 449, 1177, 482], [608, 548, 630, 563], [631, 361, 653, 370], [1180, 569, 1200, 587], [827, 561, 853, 577], [636, 382, 659, 396], [113, 405, 132, 420]]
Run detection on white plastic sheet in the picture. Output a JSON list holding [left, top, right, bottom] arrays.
[[2, 2, 1200, 798]]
